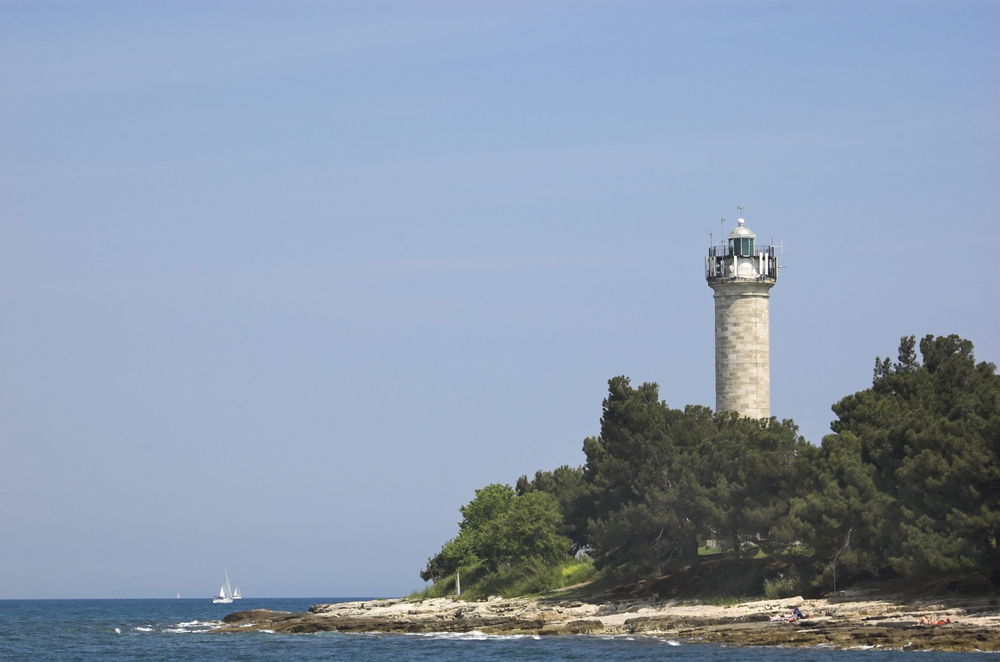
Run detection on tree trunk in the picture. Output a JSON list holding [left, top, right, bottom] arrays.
[[682, 536, 700, 566]]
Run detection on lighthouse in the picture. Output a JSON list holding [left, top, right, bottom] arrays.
[[705, 214, 778, 419]]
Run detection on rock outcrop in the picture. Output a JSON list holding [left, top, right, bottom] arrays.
[[221, 594, 1000, 651]]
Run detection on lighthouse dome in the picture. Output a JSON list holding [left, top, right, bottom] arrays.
[[727, 217, 756, 239], [727, 218, 756, 257]]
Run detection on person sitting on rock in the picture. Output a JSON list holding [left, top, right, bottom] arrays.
[[770, 607, 804, 623]]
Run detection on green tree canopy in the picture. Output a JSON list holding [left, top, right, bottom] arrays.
[[803, 335, 1000, 580], [788, 430, 893, 584], [582, 377, 706, 575], [583, 376, 810, 576], [478, 491, 571, 570], [516, 465, 595, 552], [420, 484, 514, 581], [420, 483, 572, 580], [702, 414, 814, 558], [458, 483, 515, 538], [421, 336, 999, 593]]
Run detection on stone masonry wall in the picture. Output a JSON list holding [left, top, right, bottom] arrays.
[[710, 281, 774, 419]]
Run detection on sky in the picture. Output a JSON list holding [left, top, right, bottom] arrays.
[[0, 1, 997, 599]]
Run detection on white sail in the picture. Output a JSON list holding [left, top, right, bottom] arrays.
[[233, 586, 241, 599], [213, 568, 234, 603]]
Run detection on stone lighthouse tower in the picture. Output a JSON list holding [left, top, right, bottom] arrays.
[[705, 214, 778, 419]]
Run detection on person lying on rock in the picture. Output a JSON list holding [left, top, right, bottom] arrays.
[[917, 616, 952, 626]]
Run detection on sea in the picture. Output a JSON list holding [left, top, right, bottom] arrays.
[[0, 598, 984, 661]]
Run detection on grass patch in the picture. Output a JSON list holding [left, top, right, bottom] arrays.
[[560, 560, 596, 586], [764, 567, 802, 599], [412, 557, 597, 601]]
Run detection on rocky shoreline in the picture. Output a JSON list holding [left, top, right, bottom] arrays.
[[221, 592, 1000, 652]]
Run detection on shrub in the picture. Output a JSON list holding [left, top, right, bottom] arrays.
[[764, 568, 801, 599]]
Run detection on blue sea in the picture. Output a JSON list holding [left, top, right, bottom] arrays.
[[0, 598, 982, 661]]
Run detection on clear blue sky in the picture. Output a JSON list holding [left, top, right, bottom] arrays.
[[1, 1, 997, 598]]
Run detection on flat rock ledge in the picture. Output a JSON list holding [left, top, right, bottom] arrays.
[[221, 595, 1000, 652]]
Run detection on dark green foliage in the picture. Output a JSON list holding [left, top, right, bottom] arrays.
[[583, 377, 810, 577], [582, 378, 709, 574], [587, 501, 683, 578], [820, 335, 1000, 578], [705, 415, 815, 558], [421, 334, 999, 596], [788, 430, 892, 585]]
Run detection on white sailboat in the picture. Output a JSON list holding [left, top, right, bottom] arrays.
[[213, 568, 234, 604], [233, 586, 242, 600]]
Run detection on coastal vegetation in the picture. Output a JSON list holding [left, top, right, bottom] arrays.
[[418, 334, 1000, 599]]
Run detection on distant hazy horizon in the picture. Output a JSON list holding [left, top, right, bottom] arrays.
[[0, 1, 996, 599]]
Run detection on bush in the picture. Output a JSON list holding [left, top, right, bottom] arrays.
[[561, 559, 596, 586], [414, 557, 597, 600], [764, 568, 801, 599]]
